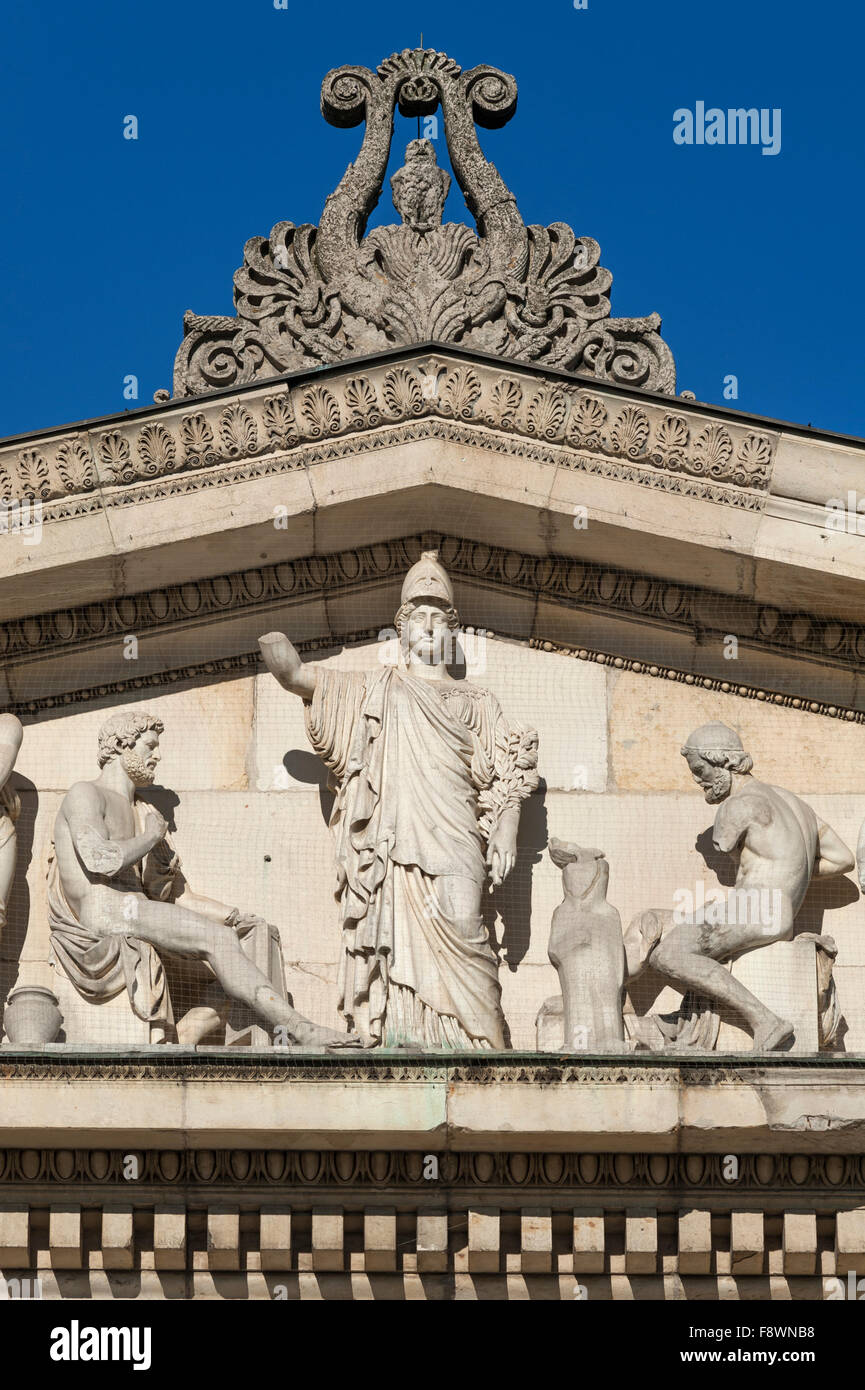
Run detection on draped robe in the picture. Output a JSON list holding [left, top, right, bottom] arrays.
[[305, 666, 535, 1048]]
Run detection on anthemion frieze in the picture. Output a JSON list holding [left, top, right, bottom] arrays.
[[1, 26, 864, 1347]]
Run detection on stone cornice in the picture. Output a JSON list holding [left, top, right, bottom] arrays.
[[5, 534, 865, 720], [3, 342, 861, 453], [0, 351, 779, 521]]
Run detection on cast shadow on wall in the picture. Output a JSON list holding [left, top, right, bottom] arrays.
[[483, 781, 548, 974], [282, 751, 335, 824]]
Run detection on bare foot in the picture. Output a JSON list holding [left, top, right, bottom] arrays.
[[752, 1017, 794, 1052], [324, 1033, 365, 1051], [288, 1016, 365, 1050]]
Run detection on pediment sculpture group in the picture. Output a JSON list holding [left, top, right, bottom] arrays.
[[1, 552, 863, 1054]]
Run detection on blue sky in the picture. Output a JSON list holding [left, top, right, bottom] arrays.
[[1, 0, 862, 438]]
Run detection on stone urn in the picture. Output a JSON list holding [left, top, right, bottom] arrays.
[[3, 986, 63, 1045]]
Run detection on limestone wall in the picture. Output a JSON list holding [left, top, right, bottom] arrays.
[[5, 635, 865, 1052]]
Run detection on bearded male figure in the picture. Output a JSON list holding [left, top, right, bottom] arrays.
[[627, 722, 854, 1052], [259, 552, 539, 1049], [50, 711, 359, 1048]]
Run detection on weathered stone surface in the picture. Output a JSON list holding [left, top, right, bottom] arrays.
[[0, 1204, 30, 1266], [312, 1208, 344, 1271], [678, 1209, 712, 1274], [207, 1205, 240, 1270], [48, 1204, 82, 1269], [259, 1206, 291, 1271], [716, 941, 821, 1053], [610, 671, 865, 794], [731, 1211, 764, 1275], [835, 1208, 865, 1275], [153, 1204, 186, 1270], [467, 1208, 500, 1273], [782, 1212, 817, 1275], [624, 1208, 657, 1274], [416, 1209, 448, 1273], [101, 1205, 135, 1271], [573, 1210, 605, 1273], [364, 1209, 397, 1272]]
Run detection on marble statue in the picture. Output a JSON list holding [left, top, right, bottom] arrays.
[[546, 839, 627, 1053], [49, 711, 360, 1049], [628, 722, 855, 1051], [0, 713, 23, 939], [259, 551, 539, 1049]]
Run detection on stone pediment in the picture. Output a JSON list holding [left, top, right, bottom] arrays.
[[171, 46, 676, 397], [2, 346, 865, 721], [3, 44, 865, 1312]]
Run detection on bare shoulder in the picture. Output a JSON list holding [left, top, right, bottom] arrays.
[[0, 712, 23, 744], [714, 787, 772, 842], [59, 779, 104, 818], [728, 783, 775, 826]]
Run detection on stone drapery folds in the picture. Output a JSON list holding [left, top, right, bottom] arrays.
[[305, 664, 539, 1048]]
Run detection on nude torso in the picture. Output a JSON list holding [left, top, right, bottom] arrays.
[[720, 779, 819, 928], [55, 783, 142, 923]]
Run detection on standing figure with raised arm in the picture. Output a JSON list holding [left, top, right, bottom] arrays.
[[259, 551, 539, 1050]]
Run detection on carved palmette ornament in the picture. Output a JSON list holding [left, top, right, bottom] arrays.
[[344, 376, 380, 428], [16, 449, 51, 500], [692, 423, 733, 478], [487, 377, 523, 430], [219, 403, 259, 457], [607, 405, 650, 459], [382, 366, 424, 418], [526, 387, 568, 440], [180, 412, 218, 466], [262, 393, 298, 448], [568, 393, 607, 449], [137, 424, 176, 476], [173, 48, 676, 398], [55, 438, 95, 493], [98, 430, 134, 484], [651, 413, 690, 468]]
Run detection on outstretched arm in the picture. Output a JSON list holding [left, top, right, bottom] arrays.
[[63, 782, 165, 878], [817, 820, 856, 878], [258, 632, 319, 700]]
